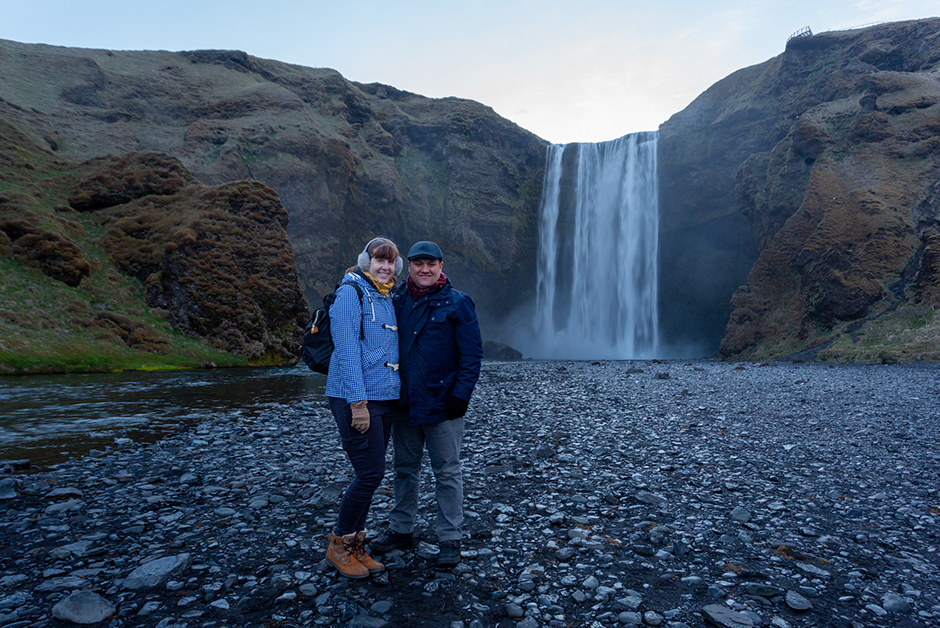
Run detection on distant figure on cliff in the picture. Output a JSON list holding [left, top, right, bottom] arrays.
[[370, 241, 483, 568], [324, 237, 402, 579]]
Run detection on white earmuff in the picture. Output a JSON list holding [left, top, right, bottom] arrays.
[[358, 238, 403, 275], [357, 242, 373, 272]]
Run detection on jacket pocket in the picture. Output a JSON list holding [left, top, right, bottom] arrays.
[[422, 303, 451, 343], [425, 370, 456, 406]]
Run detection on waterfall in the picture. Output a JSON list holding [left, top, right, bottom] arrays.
[[533, 132, 659, 359]]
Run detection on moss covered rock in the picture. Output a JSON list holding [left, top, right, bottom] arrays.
[[86, 160, 309, 364], [0, 117, 308, 371]]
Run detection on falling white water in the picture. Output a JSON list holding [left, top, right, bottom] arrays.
[[533, 132, 659, 359]]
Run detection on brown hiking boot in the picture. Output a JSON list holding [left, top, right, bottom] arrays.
[[351, 531, 385, 575], [326, 532, 369, 579]]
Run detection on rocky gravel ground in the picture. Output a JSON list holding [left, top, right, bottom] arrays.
[[0, 359, 938, 628]]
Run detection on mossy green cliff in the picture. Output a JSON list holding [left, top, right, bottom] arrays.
[[659, 18, 940, 361], [0, 42, 547, 338], [0, 119, 308, 373]]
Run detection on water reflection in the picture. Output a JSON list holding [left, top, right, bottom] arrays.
[[0, 365, 325, 469]]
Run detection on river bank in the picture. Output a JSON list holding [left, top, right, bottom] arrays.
[[0, 359, 938, 628]]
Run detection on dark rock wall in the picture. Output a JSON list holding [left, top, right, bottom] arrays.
[[659, 18, 940, 359], [0, 40, 547, 337]]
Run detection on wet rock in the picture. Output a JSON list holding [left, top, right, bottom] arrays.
[[702, 604, 754, 627], [743, 583, 783, 597], [534, 443, 556, 459], [0, 460, 29, 474], [48, 486, 83, 499], [785, 590, 813, 611], [0, 479, 15, 500], [36, 576, 88, 592], [729, 506, 751, 522], [349, 616, 389, 628], [636, 491, 668, 506], [51, 540, 93, 558], [795, 562, 830, 579], [44, 497, 84, 513], [123, 554, 191, 590], [51, 591, 116, 624], [613, 595, 643, 612], [882, 592, 911, 613]]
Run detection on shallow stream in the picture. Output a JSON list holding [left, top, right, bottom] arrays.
[[0, 365, 325, 469]]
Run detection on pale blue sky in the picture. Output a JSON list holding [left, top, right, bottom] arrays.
[[2, 1, 937, 143]]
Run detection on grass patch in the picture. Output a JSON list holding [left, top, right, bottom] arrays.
[[818, 304, 939, 362]]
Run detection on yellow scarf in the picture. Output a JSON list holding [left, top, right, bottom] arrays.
[[363, 271, 395, 296]]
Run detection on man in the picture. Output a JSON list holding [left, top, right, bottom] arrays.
[[370, 241, 483, 568]]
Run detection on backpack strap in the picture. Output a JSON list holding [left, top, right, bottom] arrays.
[[344, 283, 366, 340]]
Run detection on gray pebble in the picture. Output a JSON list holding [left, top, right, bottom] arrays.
[[785, 590, 813, 611], [882, 593, 910, 613], [52, 591, 115, 624]]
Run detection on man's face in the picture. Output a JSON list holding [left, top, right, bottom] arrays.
[[409, 258, 443, 289]]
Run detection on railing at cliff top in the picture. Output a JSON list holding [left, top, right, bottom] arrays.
[[787, 26, 812, 42], [788, 21, 890, 43]]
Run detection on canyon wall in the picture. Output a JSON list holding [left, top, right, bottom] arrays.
[[659, 18, 940, 360], [0, 41, 546, 338]]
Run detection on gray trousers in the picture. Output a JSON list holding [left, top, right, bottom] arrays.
[[388, 408, 464, 541]]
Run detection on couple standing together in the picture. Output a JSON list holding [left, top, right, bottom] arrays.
[[323, 237, 483, 579]]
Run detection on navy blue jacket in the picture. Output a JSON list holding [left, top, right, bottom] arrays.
[[394, 278, 483, 426]]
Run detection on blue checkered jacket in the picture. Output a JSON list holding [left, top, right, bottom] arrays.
[[325, 271, 400, 404]]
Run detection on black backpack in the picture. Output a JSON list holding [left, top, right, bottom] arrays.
[[301, 283, 365, 374]]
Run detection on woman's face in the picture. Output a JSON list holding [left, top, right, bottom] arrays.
[[369, 255, 396, 283]]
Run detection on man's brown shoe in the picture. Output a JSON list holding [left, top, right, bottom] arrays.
[[326, 533, 369, 579]]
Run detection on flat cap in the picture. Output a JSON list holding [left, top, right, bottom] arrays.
[[407, 241, 443, 260]]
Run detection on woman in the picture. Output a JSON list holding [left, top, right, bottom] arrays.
[[324, 237, 401, 579]]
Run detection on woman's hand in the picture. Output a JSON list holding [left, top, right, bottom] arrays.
[[350, 400, 370, 433]]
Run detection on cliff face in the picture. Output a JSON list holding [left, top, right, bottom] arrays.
[[659, 18, 940, 361], [0, 118, 308, 372], [5, 23, 938, 364], [0, 42, 547, 334]]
